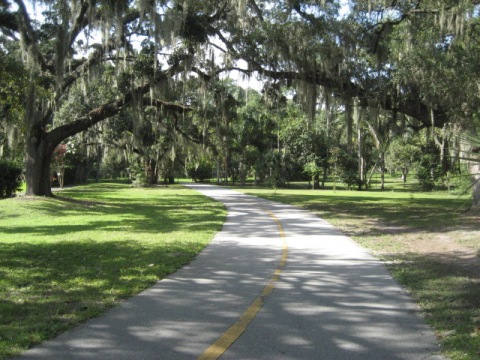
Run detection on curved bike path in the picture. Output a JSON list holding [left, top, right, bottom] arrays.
[[16, 184, 444, 359]]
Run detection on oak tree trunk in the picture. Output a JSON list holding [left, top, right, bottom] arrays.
[[144, 158, 158, 186], [25, 130, 54, 197]]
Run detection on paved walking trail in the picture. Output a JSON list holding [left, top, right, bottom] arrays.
[[17, 184, 444, 359]]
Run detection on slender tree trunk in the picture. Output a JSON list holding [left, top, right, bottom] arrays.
[[239, 160, 246, 186], [471, 163, 480, 209], [322, 164, 328, 188], [224, 154, 228, 185], [58, 164, 65, 188], [313, 174, 320, 189], [96, 144, 102, 182], [380, 156, 385, 190], [354, 99, 363, 190], [402, 168, 408, 185], [346, 98, 354, 154]]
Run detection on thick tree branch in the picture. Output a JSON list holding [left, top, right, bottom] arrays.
[[48, 89, 138, 151], [142, 97, 192, 112], [245, 57, 446, 128], [247, 0, 264, 22], [211, 10, 449, 129], [59, 40, 114, 95], [171, 112, 213, 148], [60, 11, 142, 99], [191, 65, 251, 83], [48, 59, 189, 152], [13, 0, 50, 72], [67, 0, 91, 50]]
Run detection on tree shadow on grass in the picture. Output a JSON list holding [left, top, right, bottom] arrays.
[[10, 236, 448, 359], [264, 193, 477, 232], [0, 239, 205, 358], [0, 193, 225, 237], [0, 185, 227, 358], [383, 252, 480, 358]]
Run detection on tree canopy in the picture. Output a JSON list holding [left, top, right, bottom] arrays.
[[0, 0, 479, 205]]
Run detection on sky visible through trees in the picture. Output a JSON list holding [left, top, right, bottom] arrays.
[[0, 0, 479, 207]]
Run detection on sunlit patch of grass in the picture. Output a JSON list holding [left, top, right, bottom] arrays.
[[0, 183, 226, 359]]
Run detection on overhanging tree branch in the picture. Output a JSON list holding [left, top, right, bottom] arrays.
[[67, 0, 92, 50], [13, 0, 51, 72], [49, 58, 190, 152], [61, 10, 142, 99]]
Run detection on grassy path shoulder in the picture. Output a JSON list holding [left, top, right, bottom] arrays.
[[0, 182, 226, 359], [236, 187, 480, 360]]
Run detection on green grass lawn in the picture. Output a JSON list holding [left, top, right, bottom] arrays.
[[2, 179, 479, 359], [236, 185, 480, 360], [0, 182, 226, 359]]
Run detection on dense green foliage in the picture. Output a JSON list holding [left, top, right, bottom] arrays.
[[0, 1, 479, 200], [0, 47, 27, 163], [416, 142, 444, 191], [187, 158, 213, 182], [0, 160, 22, 198]]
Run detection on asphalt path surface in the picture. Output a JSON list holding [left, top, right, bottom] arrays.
[[16, 184, 444, 359]]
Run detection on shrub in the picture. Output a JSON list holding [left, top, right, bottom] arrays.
[[446, 165, 473, 195], [186, 159, 213, 182], [267, 150, 287, 188], [339, 153, 360, 190], [130, 164, 149, 187], [0, 161, 22, 198], [415, 143, 442, 191]]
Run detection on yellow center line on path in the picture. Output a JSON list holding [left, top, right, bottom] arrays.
[[197, 210, 288, 360]]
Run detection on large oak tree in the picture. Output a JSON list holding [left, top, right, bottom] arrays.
[[1, 0, 210, 196]]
